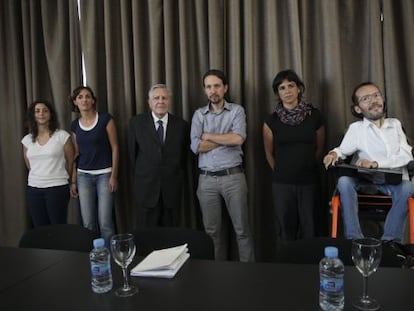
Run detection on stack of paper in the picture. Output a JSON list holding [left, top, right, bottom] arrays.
[[130, 244, 190, 278]]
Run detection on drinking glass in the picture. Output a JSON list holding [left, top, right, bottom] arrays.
[[351, 237, 382, 310], [110, 233, 138, 297]]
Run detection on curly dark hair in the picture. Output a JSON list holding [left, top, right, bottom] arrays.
[[69, 85, 97, 113], [26, 100, 59, 142]]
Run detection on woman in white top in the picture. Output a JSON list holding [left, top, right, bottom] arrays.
[[21, 100, 74, 226]]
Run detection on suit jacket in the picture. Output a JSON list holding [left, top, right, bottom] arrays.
[[128, 112, 190, 209]]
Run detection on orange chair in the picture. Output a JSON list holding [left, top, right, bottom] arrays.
[[331, 190, 414, 244]]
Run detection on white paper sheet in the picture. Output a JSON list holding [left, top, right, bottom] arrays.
[[130, 244, 190, 278]]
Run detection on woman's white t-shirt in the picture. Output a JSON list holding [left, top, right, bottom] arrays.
[[21, 129, 70, 188]]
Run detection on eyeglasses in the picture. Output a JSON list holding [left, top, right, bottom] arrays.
[[358, 92, 383, 104]]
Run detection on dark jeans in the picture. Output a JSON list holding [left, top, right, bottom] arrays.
[[27, 185, 70, 226]]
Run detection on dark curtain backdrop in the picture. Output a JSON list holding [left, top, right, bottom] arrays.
[[1, 0, 413, 261], [0, 0, 81, 245]]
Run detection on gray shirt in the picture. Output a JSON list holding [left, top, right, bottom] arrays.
[[190, 101, 246, 171]]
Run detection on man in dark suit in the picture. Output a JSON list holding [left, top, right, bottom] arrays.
[[128, 84, 189, 227]]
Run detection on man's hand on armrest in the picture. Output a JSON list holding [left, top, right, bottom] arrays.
[[357, 159, 379, 169]]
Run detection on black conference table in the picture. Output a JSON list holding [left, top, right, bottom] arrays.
[[0, 246, 413, 310]]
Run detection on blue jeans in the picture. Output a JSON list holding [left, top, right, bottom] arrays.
[[337, 176, 413, 241], [77, 172, 115, 243], [197, 173, 255, 262], [27, 185, 69, 226]]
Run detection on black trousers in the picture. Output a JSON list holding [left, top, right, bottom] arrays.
[[27, 185, 69, 226], [139, 195, 177, 227], [272, 183, 316, 241]]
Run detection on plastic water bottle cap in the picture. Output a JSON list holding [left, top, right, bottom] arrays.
[[93, 238, 105, 248], [324, 246, 338, 258]]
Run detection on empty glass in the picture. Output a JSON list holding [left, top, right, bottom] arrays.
[[110, 233, 138, 297], [351, 237, 382, 310]]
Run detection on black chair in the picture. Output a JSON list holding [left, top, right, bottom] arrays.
[[274, 237, 403, 267], [19, 224, 98, 252], [132, 227, 215, 260]]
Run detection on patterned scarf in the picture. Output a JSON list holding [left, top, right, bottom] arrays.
[[275, 101, 313, 126]]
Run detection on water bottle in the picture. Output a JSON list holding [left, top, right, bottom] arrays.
[[90, 238, 113, 293], [319, 246, 344, 310]]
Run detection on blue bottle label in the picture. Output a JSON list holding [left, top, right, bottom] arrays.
[[91, 263, 110, 276], [320, 278, 343, 293]]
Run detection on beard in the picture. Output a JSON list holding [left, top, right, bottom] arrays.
[[209, 94, 221, 104], [363, 103, 385, 121]]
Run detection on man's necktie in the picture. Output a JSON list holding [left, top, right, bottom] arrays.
[[157, 120, 164, 144]]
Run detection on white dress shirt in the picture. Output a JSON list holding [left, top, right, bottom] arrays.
[[333, 118, 413, 179]]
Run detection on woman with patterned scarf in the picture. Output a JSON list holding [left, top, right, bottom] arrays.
[[263, 69, 325, 242]]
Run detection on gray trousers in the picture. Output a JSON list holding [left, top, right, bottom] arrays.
[[197, 172, 255, 262]]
